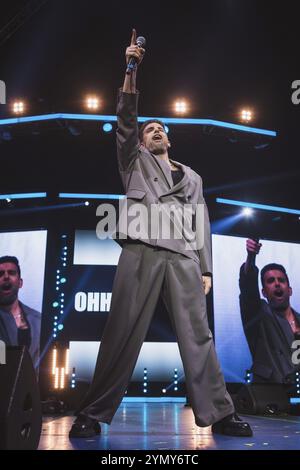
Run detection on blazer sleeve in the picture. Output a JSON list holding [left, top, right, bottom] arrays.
[[239, 263, 262, 356], [116, 89, 140, 171]]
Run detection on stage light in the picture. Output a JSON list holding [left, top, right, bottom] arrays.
[[164, 125, 169, 134], [162, 389, 166, 394], [54, 368, 59, 389], [173, 368, 179, 391], [65, 349, 69, 375], [240, 109, 252, 123], [58, 324, 64, 331], [84, 201, 90, 206], [217, 197, 300, 216], [242, 207, 253, 217], [103, 123, 112, 132], [60, 368, 65, 389], [52, 348, 57, 375], [12, 101, 25, 114], [86, 96, 100, 110], [6, 198, 11, 203], [71, 367, 76, 388], [143, 367, 148, 394], [174, 99, 188, 115]]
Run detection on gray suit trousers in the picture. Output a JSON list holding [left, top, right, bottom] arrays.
[[77, 242, 234, 427]]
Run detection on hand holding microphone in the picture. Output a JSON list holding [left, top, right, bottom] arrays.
[[246, 238, 262, 256], [126, 29, 146, 74], [244, 238, 262, 273]]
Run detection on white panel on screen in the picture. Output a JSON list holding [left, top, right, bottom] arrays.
[[212, 234, 300, 383], [73, 230, 122, 266], [0, 230, 47, 312], [69, 341, 185, 383]]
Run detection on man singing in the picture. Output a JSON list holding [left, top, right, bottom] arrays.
[[69, 30, 252, 438]]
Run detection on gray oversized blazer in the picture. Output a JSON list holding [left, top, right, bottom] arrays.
[[115, 90, 212, 274]]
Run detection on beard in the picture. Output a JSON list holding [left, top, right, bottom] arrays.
[[0, 285, 19, 307], [269, 296, 290, 312], [147, 141, 167, 155]]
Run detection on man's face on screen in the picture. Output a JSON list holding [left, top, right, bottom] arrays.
[[0, 262, 23, 306], [262, 269, 292, 311]]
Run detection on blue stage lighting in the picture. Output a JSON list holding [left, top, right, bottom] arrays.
[[0, 113, 277, 136], [217, 198, 300, 216], [103, 123, 113, 132], [0, 192, 46, 200]]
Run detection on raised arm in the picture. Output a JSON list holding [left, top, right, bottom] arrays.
[[239, 239, 263, 354], [240, 238, 262, 305], [116, 29, 145, 172]]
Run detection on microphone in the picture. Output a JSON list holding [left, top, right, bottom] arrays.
[[126, 36, 146, 75]]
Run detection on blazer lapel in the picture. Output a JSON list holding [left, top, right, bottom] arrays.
[[0, 308, 17, 345], [140, 146, 190, 194], [275, 313, 295, 347], [151, 153, 174, 188]]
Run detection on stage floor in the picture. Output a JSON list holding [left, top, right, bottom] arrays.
[[38, 402, 300, 450]]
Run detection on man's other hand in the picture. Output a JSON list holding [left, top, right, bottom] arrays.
[[202, 275, 212, 295]]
